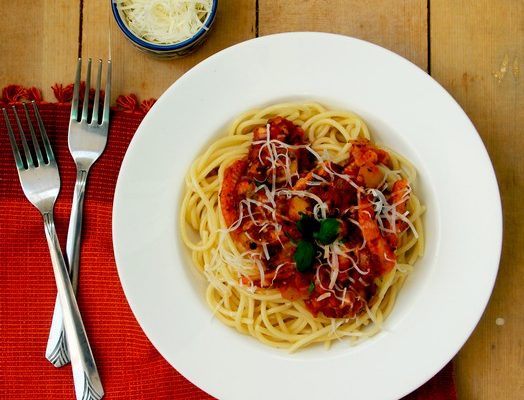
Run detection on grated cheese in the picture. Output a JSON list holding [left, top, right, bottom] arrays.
[[116, 0, 212, 45], [316, 292, 332, 301], [217, 119, 417, 313], [270, 263, 288, 286], [366, 186, 418, 239], [324, 243, 340, 289], [261, 243, 270, 260], [253, 257, 266, 287]]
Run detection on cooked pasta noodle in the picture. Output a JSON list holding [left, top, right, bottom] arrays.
[[180, 102, 424, 351]]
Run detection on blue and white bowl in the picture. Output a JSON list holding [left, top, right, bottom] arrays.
[[111, 0, 218, 58]]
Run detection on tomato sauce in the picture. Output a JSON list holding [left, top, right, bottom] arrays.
[[219, 117, 410, 318]]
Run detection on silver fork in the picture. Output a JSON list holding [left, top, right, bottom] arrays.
[[46, 58, 111, 368], [2, 102, 104, 400]]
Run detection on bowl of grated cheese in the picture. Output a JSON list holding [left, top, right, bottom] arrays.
[[111, 0, 218, 58]]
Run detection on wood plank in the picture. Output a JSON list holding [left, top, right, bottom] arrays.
[[259, 0, 428, 70], [431, 1, 524, 399], [81, 0, 256, 102], [0, 1, 80, 101]]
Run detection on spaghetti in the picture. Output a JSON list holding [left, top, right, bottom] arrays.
[[180, 102, 424, 351]]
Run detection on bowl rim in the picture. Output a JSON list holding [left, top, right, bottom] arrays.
[[111, 0, 218, 51], [112, 32, 503, 400]]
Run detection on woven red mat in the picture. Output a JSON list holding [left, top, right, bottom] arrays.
[[0, 87, 456, 400]]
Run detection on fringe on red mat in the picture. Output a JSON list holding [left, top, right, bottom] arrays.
[[116, 94, 156, 113], [1, 85, 43, 107], [51, 83, 75, 103], [1, 84, 156, 115]]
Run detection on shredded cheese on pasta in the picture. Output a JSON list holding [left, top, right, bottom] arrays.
[[180, 102, 425, 351]]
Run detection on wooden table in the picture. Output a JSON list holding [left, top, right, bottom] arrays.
[[1, 1, 522, 399]]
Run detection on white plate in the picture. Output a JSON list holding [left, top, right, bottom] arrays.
[[113, 32, 502, 400]]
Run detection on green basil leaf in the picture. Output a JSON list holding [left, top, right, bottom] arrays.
[[296, 213, 320, 239], [308, 281, 315, 294], [294, 240, 315, 272], [313, 218, 340, 245]]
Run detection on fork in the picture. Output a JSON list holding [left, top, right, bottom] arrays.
[[2, 102, 104, 400], [45, 58, 111, 368]]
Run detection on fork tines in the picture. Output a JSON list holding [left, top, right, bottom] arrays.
[[2, 102, 54, 170], [71, 58, 111, 126]]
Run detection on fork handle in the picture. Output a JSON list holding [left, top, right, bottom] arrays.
[[43, 212, 104, 400], [46, 169, 87, 367], [67, 168, 88, 290]]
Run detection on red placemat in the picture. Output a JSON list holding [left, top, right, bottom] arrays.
[[0, 86, 456, 400]]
